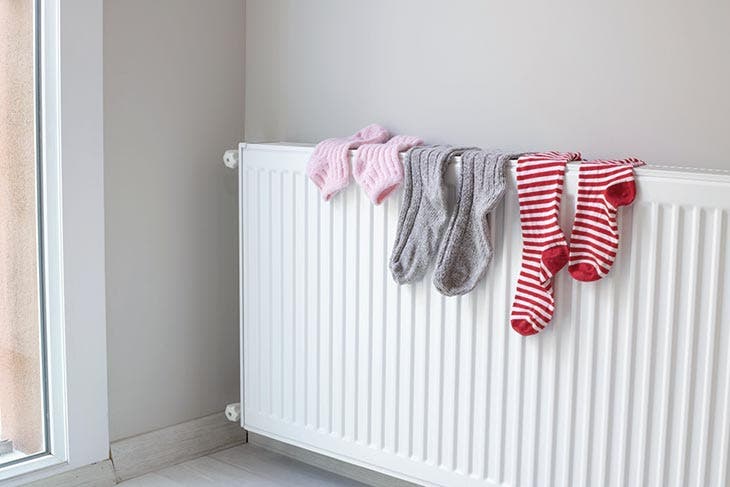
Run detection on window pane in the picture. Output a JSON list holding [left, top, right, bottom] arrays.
[[0, 0, 46, 465]]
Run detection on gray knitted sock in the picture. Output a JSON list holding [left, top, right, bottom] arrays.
[[433, 150, 521, 296], [390, 145, 475, 284], [388, 146, 422, 260]]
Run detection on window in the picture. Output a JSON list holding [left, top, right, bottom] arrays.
[[0, 0, 108, 483], [0, 0, 48, 468]]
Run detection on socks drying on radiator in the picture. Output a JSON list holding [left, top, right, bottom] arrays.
[[568, 157, 644, 281], [390, 145, 475, 284], [510, 152, 643, 335], [353, 135, 424, 204], [510, 151, 582, 336], [433, 150, 521, 296], [306, 125, 645, 332], [307, 124, 390, 201]]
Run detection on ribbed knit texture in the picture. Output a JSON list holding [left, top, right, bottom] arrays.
[[568, 157, 645, 281], [353, 135, 423, 204], [510, 151, 582, 336], [433, 150, 523, 296], [389, 145, 476, 284], [307, 124, 390, 201]]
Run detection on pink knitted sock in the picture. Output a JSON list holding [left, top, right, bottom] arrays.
[[353, 135, 423, 204], [307, 124, 390, 201]]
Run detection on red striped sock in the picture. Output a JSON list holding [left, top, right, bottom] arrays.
[[510, 151, 581, 336], [568, 158, 644, 282]]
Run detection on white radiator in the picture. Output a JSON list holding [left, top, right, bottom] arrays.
[[238, 143, 730, 487]]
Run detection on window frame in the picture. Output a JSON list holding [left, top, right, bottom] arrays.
[[0, 0, 108, 483]]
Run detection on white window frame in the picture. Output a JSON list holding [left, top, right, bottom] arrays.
[[0, 0, 108, 483]]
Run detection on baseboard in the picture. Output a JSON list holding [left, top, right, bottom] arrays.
[[248, 432, 420, 487], [23, 460, 116, 487], [110, 412, 246, 482]]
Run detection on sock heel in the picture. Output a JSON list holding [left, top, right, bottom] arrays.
[[542, 244, 569, 276], [605, 180, 636, 207]]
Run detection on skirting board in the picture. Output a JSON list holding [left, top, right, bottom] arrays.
[[23, 460, 116, 487], [110, 412, 246, 482], [249, 432, 420, 487]]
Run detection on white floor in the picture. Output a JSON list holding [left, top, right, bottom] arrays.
[[118, 444, 368, 486]]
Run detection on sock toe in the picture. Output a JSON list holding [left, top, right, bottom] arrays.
[[390, 262, 403, 280], [390, 261, 413, 284], [569, 263, 601, 282], [511, 319, 541, 336]]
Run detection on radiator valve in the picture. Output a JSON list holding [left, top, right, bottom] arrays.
[[225, 402, 241, 422], [223, 150, 239, 169]]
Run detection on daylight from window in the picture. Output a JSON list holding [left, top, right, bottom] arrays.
[[0, 0, 46, 467]]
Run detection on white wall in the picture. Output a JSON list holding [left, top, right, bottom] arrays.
[[245, 0, 730, 169], [104, 0, 244, 441]]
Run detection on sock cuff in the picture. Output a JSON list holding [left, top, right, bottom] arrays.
[[582, 157, 645, 167], [523, 151, 582, 163], [386, 134, 423, 150], [422, 145, 479, 186], [478, 151, 524, 210], [576, 163, 637, 199], [347, 124, 390, 146], [576, 158, 642, 197]]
